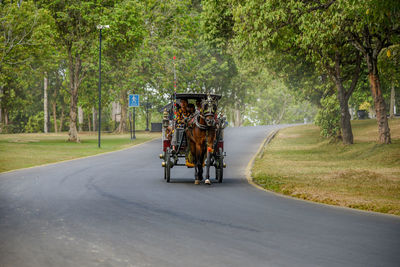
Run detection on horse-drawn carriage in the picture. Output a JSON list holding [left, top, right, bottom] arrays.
[[159, 93, 227, 185]]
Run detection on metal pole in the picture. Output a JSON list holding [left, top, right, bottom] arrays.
[[132, 107, 136, 139], [145, 100, 149, 131], [98, 29, 102, 148], [173, 56, 177, 128], [129, 110, 132, 140]]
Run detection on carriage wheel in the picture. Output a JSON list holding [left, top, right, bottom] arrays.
[[216, 147, 223, 183], [165, 149, 171, 183]]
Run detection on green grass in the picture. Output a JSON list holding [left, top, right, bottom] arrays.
[[0, 131, 160, 173], [252, 118, 400, 215]]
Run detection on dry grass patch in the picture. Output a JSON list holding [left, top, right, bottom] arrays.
[[252, 119, 400, 216]]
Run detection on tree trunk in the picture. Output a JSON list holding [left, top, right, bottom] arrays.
[[92, 106, 96, 132], [337, 92, 353, 144], [51, 83, 58, 133], [235, 109, 239, 126], [67, 51, 81, 142], [117, 90, 128, 133], [390, 82, 395, 118], [329, 52, 362, 144], [4, 108, 8, 125], [229, 108, 234, 127], [118, 105, 127, 133], [276, 98, 287, 125], [78, 106, 83, 132], [333, 75, 354, 144], [87, 112, 91, 132], [69, 89, 79, 141], [59, 107, 64, 132], [367, 54, 391, 144], [234, 103, 241, 127], [52, 101, 57, 133], [111, 101, 121, 123], [149, 112, 152, 131], [44, 73, 48, 133]]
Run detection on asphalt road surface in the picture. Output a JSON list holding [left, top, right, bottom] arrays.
[[1, 126, 400, 267]]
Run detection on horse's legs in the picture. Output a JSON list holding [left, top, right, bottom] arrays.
[[205, 150, 212, 185], [195, 144, 204, 182], [197, 160, 203, 182], [193, 155, 199, 184], [194, 163, 200, 185], [194, 161, 198, 179]]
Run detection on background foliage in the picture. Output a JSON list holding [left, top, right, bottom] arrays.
[[0, 0, 398, 143]]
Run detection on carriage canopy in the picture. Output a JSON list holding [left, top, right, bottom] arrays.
[[175, 93, 222, 101], [159, 93, 222, 112]]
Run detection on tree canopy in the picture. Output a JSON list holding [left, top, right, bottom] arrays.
[[0, 0, 398, 146]]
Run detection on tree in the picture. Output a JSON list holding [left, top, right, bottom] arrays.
[[91, 0, 145, 133], [379, 45, 400, 118], [297, 4, 363, 144], [128, 0, 237, 125], [0, 0, 52, 132], [342, 0, 400, 143], [236, 60, 316, 126], [202, 0, 362, 143], [38, 0, 103, 141], [48, 63, 68, 132]]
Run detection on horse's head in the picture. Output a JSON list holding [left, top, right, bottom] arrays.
[[201, 94, 218, 127]]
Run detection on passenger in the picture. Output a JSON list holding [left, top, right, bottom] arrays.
[[177, 99, 189, 125], [187, 103, 195, 115], [172, 99, 189, 151]]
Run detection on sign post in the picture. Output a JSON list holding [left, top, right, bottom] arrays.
[[132, 107, 136, 140], [129, 110, 133, 140], [128, 94, 139, 140]]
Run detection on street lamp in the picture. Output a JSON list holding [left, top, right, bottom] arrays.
[[97, 24, 109, 148]]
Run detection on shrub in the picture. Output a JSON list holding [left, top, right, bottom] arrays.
[[315, 95, 341, 139], [25, 112, 44, 133], [359, 101, 371, 111]]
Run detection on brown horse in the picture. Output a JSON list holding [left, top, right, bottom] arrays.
[[186, 95, 218, 185]]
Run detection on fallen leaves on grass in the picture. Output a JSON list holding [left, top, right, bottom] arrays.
[[252, 119, 400, 216]]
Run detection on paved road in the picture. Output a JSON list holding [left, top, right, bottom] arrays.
[[1, 126, 400, 267]]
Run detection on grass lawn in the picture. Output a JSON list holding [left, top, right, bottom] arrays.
[[252, 118, 400, 215], [0, 131, 160, 173]]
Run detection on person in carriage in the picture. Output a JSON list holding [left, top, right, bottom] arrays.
[[187, 103, 195, 115], [171, 99, 189, 152]]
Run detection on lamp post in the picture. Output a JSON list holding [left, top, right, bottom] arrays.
[[97, 24, 109, 148]]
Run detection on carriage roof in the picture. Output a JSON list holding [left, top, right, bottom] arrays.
[[159, 93, 222, 112], [175, 93, 222, 101]]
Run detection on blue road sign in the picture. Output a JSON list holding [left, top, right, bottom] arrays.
[[129, 94, 139, 107]]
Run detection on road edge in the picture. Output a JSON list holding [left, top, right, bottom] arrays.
[[245, 128, 400, 219], [245, 129, 279, 193], [0, 138, 159, 176]]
